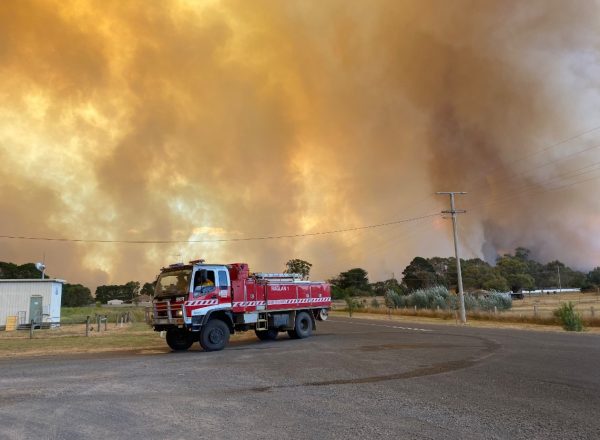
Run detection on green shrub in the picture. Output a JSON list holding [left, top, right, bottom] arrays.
[[479, 292, 512, 311], [345, 296, 361, 317], [412, 291, 429, 308], [384, 290, 402, 308], [370, 298, 380, 308], [431, 294, 447, 310], [446, 294, 458, 310], [463, 294, 478, 311], [553, 302, 584, 331]]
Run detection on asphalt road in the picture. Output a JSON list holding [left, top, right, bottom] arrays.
[[1, 318, 599, 440]]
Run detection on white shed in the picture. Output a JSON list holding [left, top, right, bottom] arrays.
[[0, 279, 64, 329]]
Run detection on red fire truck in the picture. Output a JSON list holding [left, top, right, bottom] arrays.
[[150, 260, 331, 351]]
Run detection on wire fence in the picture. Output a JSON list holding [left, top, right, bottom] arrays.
[[1, 310, 149, 339]]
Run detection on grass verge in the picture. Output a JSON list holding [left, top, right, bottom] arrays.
[[333, 306, 600, 328]]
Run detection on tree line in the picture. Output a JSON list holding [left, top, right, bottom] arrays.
[[2, 250, 599, 305], [324, 248, 600, 299]]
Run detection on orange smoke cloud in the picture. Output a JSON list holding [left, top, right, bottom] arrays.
[[0, 0, 599, 288]]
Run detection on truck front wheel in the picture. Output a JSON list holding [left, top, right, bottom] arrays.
[[287, 311, 313, 339], [200, 319, 230, 351], [166, 328, 194, 351]]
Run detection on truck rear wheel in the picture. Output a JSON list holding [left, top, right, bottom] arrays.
[[287, 311, 313, 339], [166, 328, 194, 351], [316, 308, 329, 321], [255, 328, 278, 341], [200, 319, 230, 351]]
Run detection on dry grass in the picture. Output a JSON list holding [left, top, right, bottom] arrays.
[[0, 321, 264, 359], [0, 323, 165, 358]]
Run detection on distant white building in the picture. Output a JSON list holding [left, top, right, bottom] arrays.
[[107, 299, 124, 305], [0, 279, 64, 329], [523, 288, 580, 295]]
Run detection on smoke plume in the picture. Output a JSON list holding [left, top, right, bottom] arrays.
[[0, 0, 599, 288]]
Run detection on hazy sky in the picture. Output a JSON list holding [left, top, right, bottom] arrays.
[[1, 0, 600, 289]]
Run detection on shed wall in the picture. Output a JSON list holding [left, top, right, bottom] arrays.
[[0, 281, 63, 327]]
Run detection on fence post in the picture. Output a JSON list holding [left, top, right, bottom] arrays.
[[30, 319, 34, 339], [494, 306, 497, 315], [591, 306, 595, 318], [533, 305, 538, 318], [96, 315, 100, 332], [86, 316, 90, 337], [104, 316, 107, 331]]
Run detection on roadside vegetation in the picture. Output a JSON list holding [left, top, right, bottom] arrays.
[[554, 302, 584, 331]]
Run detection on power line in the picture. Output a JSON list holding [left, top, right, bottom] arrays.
[[0, 213, 441, 244], [386, 123, 600, 223], [457, 124, 600, 192]]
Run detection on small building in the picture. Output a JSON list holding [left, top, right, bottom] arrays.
[[107, 299, 124, 305], [0, 279, 64, 329]]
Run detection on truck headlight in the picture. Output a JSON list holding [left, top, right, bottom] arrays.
[[176, 310, 183, 317]]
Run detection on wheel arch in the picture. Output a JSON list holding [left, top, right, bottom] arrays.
[[203, 310, 235, 334]]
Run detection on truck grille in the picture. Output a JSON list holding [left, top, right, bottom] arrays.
[[152, 300, 185, 324]]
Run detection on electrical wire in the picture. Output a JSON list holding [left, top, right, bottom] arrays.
[[0, 212, 441, 244]]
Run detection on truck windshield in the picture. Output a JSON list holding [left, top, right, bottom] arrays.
[[155, 269, 192, 298]]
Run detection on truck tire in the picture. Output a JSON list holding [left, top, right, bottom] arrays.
[[316, 308, 329, 321], [287, 311, 313, 339], [255, 328, 278, 341], [166, 328, 194, 351], [200, 319, 230, 351]]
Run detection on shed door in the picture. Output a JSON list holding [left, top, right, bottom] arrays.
[[29, 295, 43, 325]]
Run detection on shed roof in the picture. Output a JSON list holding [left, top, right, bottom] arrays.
[[0, 279, 66, 284]]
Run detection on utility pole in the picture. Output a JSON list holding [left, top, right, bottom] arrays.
[[557, 266, 562, 292], [437, 192, 467, 324]]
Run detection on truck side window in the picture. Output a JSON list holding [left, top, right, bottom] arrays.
[[193, 269, 216, 296], [218, 270, 228, 288]]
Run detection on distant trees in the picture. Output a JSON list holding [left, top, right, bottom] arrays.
[[371, 278, 405, 296], [62, 284, 94, 307], [95, 281, 140, 304], [329, 268, 371, 298], [140, 282, 156, 297], [401, 257, 445, 290], [495, 254, 535, 292], [284, 259, 312, 279], [355, 247, 599, 296], [0, 262, 47, 279], [588, 267, 600, 287]]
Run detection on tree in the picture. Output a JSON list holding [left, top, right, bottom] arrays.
[[588, 267, 600, 286], [331, 268, 370, 291], [140, 282, 156, 297], [284, 259, 312, 280], [481, 273, 509, 291], [0, 262, 49, 279], [460, 258, 503, 290], [95, 281, 141, 303], [62, 284, 94, 307], [371, 278, 405, 296], [496, 254, 534, 292], [402, 257, 444, 291]]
